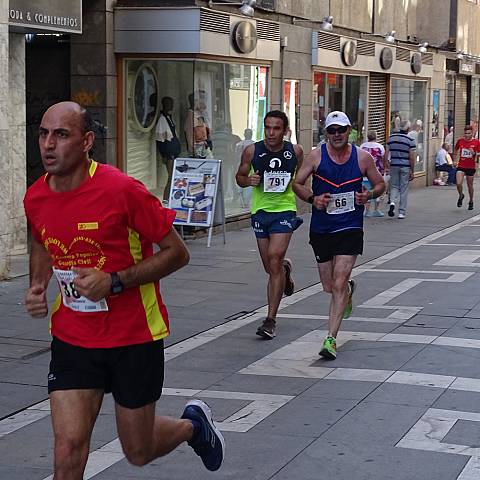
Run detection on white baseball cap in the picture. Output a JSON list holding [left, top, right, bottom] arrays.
[[325, 111, 351, 128]]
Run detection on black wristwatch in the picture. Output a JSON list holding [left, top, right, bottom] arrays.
[[307, 194, 315, 204], [110, 272, 124, 295]]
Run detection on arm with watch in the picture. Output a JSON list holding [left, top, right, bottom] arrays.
[[292, 148, 332, 209], [72, 228, 190, 303]]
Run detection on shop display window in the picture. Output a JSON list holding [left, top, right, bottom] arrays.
[[470, 77, 480, 138], [124, 59, 268, 217], [390, 79, 427, 172], [283, 80, 299, 143], [312, 71, 367, 147]]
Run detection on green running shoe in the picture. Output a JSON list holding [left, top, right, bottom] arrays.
[[343, 279, 355, 319], [319, 335, 337, 359]]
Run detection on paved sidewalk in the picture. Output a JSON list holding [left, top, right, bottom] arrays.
[[1, 183, 480, 479]]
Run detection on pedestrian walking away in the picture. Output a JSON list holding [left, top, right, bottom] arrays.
[[23, 101, 225, 479], [385, 120, 416, 219], [454, 125, 480, 210], [293, 111, 385, 359], [236, 110, 304, 339]]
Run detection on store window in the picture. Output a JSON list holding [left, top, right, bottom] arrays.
[[283, 80, 299, 143], [124, 59, 268, 217], [390, 78, 427, 172], [312, 72, 367, 147], [470, 77, 480, 138]]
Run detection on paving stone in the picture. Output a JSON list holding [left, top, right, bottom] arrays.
[[442, 419, 480, 448]]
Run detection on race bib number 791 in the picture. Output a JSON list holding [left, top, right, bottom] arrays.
[[264, 171, 291, 193]]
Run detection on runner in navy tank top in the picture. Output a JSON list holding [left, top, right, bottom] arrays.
[[293, 111, 385, 360], [310, 142, 364, 234]]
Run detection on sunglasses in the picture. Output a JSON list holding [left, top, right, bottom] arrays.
[[326, 125, 349, 135]]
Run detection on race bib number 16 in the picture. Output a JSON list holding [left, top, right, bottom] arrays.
[[53, 268, 108, 313]]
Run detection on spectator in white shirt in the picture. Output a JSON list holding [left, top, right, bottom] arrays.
[[435, 143, 455, 185]]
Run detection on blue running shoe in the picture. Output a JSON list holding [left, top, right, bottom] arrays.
[[181, 399, 225, 471]]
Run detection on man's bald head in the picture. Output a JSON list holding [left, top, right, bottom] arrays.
[[43, 101, 95, 134], [38, 101, 96, 179]]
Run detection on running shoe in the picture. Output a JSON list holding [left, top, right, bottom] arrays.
[[388, 203, 395, 217], [283, 258, 294, 296], [343, 279, 355, 319], [256, 318, 276, 339], [457, 193, 465, 208], [181, 399, 225, 471], [319, 335, 337, 360], [469, 201, 474, 210], [370, 210, 385, 217], [398, 213, 406, 219]]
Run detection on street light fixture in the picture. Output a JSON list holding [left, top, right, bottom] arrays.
[[239, 0, 256, 16], [385, 30, 396, 44], [319, 16, 334, 31], [208, 0, 256, 17], [418, 42, 428, 54]]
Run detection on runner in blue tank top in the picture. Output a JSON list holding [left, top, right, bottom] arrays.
[[293, 111, 385, 359]]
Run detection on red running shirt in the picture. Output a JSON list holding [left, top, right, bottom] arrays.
[[24, 161, 176, 348], [455, 138, 480, 169]]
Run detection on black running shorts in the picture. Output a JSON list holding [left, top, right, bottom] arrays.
[[309, 229, 364, 263], [48, 337, 165, 409], [456, 167, 476, 176]]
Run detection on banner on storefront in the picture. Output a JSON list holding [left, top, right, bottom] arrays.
[[9, 0, 82, 34]]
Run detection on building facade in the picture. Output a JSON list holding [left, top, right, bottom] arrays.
[[3, 0, 480, 276]]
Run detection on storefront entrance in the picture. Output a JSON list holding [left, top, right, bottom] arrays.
[[124, 59, 268, 217]]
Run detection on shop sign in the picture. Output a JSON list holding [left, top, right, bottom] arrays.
[[411, 53, 422, 74], [341, 40, 357, 67], [460, 61, 475, 75], [232, 21, 257, 54], [9, 0, 82, 34], [380, 47, 393, 70]]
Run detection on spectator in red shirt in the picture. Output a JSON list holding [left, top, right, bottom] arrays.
[[454, 125, 480, 210]]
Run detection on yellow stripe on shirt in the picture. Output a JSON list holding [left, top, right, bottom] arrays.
[[49, 294, 62, 334], [127, 228, 168, 340]]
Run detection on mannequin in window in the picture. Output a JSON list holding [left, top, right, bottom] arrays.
[[156, 96, 181, 200], [184, 94, 212, 158]]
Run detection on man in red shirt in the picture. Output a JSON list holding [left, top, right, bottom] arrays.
[[24, 102, 225, 478], [454, 125, 480, 210]]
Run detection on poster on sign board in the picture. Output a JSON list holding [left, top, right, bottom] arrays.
[[168, 158, 222, 228]]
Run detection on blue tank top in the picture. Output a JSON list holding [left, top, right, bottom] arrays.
[[310, 143, 364, 234]]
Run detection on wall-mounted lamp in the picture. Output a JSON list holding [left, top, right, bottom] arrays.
[[456, 50, 465, 60], [208, 0, 256, 17], [319, 16, 334, 32], [239, 0, 256, 16], [418, 42, 428, 54], [385, 30, 396, 44]]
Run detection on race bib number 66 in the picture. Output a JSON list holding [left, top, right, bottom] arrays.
[[326, 191, 355, 215]]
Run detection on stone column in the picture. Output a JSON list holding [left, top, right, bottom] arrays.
[[8, 33, 27, 256], [70, 0, 116, 165], [0, 0, 10, 277]]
